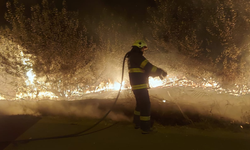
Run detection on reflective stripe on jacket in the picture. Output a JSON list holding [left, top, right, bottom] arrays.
[[127, 47, 163, 90]]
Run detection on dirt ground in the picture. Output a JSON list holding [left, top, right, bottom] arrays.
[[1, 87, 250, 150], [1, 115, 250, 150]]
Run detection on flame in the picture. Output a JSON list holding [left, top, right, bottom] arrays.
[[20, 50, 36, 85], [85, 81, 126, 93], [0, 44, 246, 100], [15, 74, 250, 100], [14, 48, 38, 99], [149, 77, 165, 88], [37, 91, 58, 99], [15, 45, 249, 99], [14, 48, 250, 100], [26, 69, 36, 85], [0, 95, 5, 100], [15, 91, 58, 100]]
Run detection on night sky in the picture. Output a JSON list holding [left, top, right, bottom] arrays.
[[0, 0, 156, 26]]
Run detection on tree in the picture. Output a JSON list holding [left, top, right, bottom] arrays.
[[0, 27, 25, 98], [4, 0, 96, 98], [148, 0, 250, 86]]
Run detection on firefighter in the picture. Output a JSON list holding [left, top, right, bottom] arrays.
[[127, 40, 167, 134]]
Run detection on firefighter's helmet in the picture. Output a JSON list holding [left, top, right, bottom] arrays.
[[132, 40, 147, 48]]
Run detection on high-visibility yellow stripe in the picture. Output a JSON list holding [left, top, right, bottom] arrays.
[[140, 60, 148, 68], [140, 116, 150, 121], [129, 68, 144, 73], [151, 66, 157, 73], [134, 110, 140, 116], [131, 84, 149, 90]]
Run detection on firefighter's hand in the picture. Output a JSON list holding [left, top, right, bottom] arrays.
[[159, 69, 167, 80]]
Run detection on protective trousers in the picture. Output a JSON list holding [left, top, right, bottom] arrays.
[[132, 89, 151, 131]]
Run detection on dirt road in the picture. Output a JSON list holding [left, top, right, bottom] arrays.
[[1, 115, 250, 150]]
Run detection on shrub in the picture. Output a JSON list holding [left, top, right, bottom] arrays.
[[148, 0, 250, 86]]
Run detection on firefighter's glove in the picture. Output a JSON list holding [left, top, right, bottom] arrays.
[[159, 69, 167, 80]]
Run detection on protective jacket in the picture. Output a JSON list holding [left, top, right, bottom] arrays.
[[127, 47, 164, 90]]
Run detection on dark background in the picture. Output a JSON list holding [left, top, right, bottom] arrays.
[[0, 0, 156, 26]]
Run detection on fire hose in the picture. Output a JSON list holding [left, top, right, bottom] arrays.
[[0, 52, 130, 144]]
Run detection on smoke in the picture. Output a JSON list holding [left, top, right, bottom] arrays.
[[0, 99, 132, 122], [149, 87, 250, 124], [1, 87, 250, 126]]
